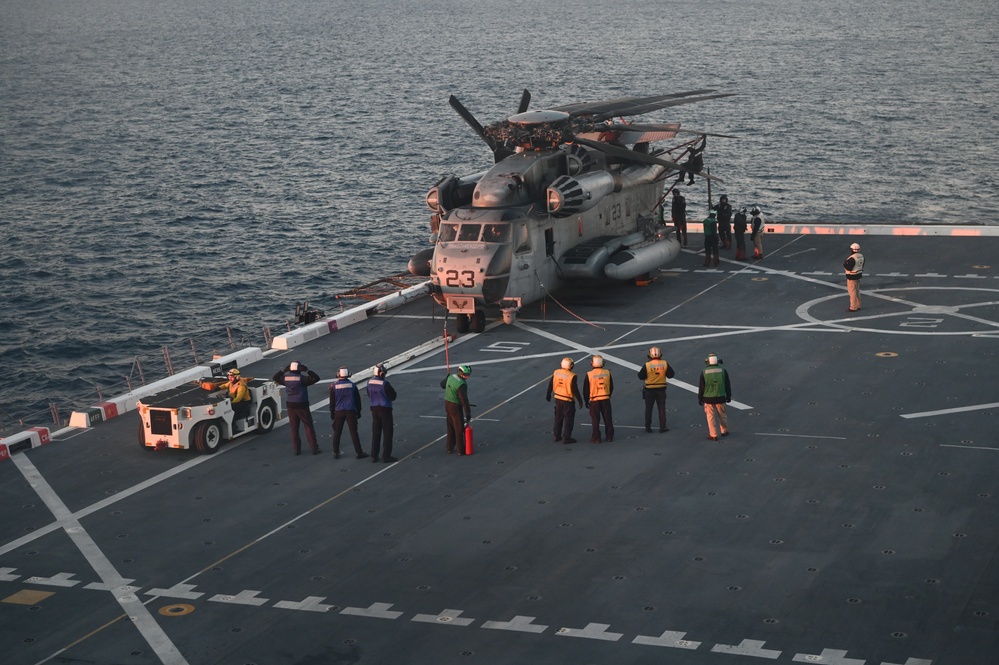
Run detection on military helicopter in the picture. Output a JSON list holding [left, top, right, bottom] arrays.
[[408, 89, 734, 333]]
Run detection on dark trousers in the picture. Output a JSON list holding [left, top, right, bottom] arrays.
[[735, 232, 746, 260], [644, 388, 667, 430], [553, 399, 576, 440], [287, 404, 319, 453], [233, 399, 252, 421], [332, 411, 363, 456], [674, 218, 687, 246], [719, 222, 732, 248], [370, 406, 394, 460], [704, 236, 719, 265], [445, 401, 465, 454], [589, 400, 614, 442]]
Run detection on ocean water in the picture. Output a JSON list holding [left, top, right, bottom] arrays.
[[2, 0, 998, 428]]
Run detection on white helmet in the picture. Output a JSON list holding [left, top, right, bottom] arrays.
[[374, 364, 386, 378], [337, 366, 350, 378], [850, 242, 861, 251], [706, 353, 719, 366], [591, 355, 604, 368], [649, 346, 662, 359], [289, 361, 300, 371], [560, 357, 574, 371]]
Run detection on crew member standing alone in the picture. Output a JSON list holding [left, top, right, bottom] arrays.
[[441, 365, 472, 455], [330, 367, 367, 460], [547, 358, 583, 444], [367, 364, 398, 463], [844, 242, 865, 312], [638, 346, 675, 433], [583, 355, 614, 443], [671, 189, 688, 247], [698, 353, 732, 441], [272, 361, 321, 455], [750, 207, 765, 259]]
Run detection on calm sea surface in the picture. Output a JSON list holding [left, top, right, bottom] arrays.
[[2, 0, 998, 427]]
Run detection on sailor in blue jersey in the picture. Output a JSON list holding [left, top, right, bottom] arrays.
[[366, 364, 398, 463], [330, 366, 367, 460], [272, 361, 321, 455]]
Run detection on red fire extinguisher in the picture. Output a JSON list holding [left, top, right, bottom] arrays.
[[464, 421, 474, 455]]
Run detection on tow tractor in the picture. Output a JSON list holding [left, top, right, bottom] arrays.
[[137, 364, 282, 454]]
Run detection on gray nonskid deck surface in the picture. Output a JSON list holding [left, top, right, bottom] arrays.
[[1, 235, 997, 664]]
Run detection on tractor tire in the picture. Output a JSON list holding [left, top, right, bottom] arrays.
[[193, 419, 223, 455], [256, 400, 277, 433]]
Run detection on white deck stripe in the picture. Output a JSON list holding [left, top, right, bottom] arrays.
[[900, 402, 999, 419], [12, 454, 190, 665]]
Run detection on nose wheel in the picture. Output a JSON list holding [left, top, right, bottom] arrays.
[[456, 310, 486, 334]]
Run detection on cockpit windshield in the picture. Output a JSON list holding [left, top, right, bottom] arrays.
[[439, 222, 512, 243]]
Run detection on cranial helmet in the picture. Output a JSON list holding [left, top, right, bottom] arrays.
[[592, 355, 604, 368], [337, 366, 350, 378], [374, 364, 386, 378], [850, 242, 861, 251], [458, 364, 471, 377], [751, 207, 761, 215], [649, 346, 662, 359], [289, 361, 300, 371], [228, 368, 240, 376], [561, 357, 574, 371], [706, 353, 719, 365]]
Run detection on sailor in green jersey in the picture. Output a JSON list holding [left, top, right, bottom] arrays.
[[697, 353, 732, 441], [440, 365, 472, 455]]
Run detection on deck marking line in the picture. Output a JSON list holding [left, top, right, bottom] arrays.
[[412, 609, 475, 626], [940, 444, 998, 451], [900, 402, 999, 419], [11, 453, 190, 665], [340, 602, 403, 619], [756, 432, 848, 440], [633, 630, 701, 649], [555, 622, 623, 641], [792, 648, 864, 664], [481, 615, 548, 633], [516, 321, 752, 410], [273, 596, 336, 612], [25, 572, 80, 587], [208, 590, 269, 606], [0, 567, 21, 582], [711, 638, 781, 659]]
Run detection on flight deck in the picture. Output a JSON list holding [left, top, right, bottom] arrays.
[[2, 233, 998, 665]]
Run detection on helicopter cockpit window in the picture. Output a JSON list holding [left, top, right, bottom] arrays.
[[514, 223, 530, 254], [457, 224, 482, 242], [482, 224, 511, 243], [439, 223, 458, 242]]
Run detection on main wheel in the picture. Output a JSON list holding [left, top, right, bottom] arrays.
[[256, 401, 276, 433], [193, 419, 223, 455], [471, 309, 486, 333], [456, 313, 470, 333]]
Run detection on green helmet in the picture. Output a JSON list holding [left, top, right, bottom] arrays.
[[458, 365, 472, 377]]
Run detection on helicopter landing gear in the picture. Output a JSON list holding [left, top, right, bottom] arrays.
[[455, 310, 486, 334], [470, 309, 486, 333]]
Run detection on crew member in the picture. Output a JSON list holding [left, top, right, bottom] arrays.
[[679, 136, 705, 185], [330, 366, 367, 460], [844, 242, 865, 312], [733, 207, 748, 260], [698, 353, 732, 441], [219, 368, 252, 429], [272, 361, 321, 455], [440, 365, 472, 455], [638, 346, 675, 433], [703, 209, 719, 267], [750, 207, 765, 259], [367, 364, 398, 463], [583, 355, 614, 443], [546, 357, 583, 444], [717, 194, 733, 249], [671, 189, 688, 246]]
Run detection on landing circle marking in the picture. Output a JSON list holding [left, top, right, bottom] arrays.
[[796, 286, 999, 335], [751, 277, 769, 282], [876, 352, 898, 357]]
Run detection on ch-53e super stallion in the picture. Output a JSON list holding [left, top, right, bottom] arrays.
[[408, 89, 734, 333]]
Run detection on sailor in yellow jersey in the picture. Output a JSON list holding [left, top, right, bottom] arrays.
[[637, 346, 675, 433], [583, 355, 614, 443], [546, 357, 583, 444]]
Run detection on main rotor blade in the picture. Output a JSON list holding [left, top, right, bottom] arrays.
[[448, 95, 494, 149], [603, 123, 739, 139], [517, 89, 531, 114], [553, 90, 722, 119], [574, 137, 723, 182], [602, 93, 736, 119]]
